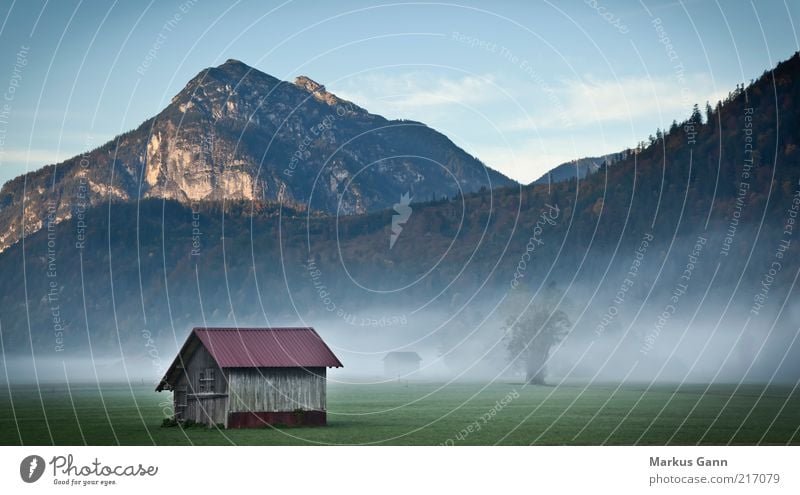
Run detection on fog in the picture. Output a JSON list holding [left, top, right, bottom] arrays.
[[2, 212, 799, 388], [4, 282, 799, 389]]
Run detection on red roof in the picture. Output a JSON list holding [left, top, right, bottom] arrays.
[[193, 327, 343, 368]]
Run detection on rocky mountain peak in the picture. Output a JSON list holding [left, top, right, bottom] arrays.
[[169, 59, 278, 108], [293, 75, 356, 109], [220, 58, 249, 68], [0, 59, 516, 253], [210, 58, 263, 79], [294, 75, 324, 93]]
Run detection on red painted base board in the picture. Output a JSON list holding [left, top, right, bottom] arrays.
[[227, 410, 327, 428]]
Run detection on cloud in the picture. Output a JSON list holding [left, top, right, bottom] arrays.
[[330, 70, 732, 184], [335, 70, 728, 134], [506, 73, 729, 131], [333, 72, 499, 116]]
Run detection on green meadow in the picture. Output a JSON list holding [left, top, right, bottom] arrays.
[[1, 382, 798, 445]]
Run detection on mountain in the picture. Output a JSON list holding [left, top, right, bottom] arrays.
[[532, 151, 628, 185], [1, 52, 800, 382], [0, 59, 515, 252]]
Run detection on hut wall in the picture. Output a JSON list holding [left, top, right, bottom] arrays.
[[185, 395, 228, 426], [177, 343, 228, 426], [227, 367, 326, 413]]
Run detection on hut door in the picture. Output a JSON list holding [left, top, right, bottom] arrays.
[[175, 388, 187, 420]]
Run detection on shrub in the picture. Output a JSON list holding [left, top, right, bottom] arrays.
[[161, 417, 179, 428]]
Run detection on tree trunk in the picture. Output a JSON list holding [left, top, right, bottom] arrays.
[[525, 348, 548, 385], [526, 366, 546, 385]]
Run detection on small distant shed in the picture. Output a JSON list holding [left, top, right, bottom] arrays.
[[383, 351, 422, 378], [156, 327, 343, 428]]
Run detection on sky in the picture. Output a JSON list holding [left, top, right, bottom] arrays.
[[0, 0, 798, 186]]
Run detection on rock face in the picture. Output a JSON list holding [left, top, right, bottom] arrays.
[[0, 59, 515, 252]]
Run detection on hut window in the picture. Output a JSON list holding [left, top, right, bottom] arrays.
[[198, 368, 215, 393]]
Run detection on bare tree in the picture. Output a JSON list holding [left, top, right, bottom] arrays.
[[505, 286, 571, 385]]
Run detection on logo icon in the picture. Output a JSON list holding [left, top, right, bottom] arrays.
[[390, 192, 413, 249], [20, 455, 45, 483]]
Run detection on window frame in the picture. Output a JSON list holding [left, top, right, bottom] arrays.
[[198, 367, 216, 393]]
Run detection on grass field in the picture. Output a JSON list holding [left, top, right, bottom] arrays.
[[1, 381, 798, 445]]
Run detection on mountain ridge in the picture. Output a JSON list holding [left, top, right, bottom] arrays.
[[0, 59, 516, 252], [532, 151, 629, 185]]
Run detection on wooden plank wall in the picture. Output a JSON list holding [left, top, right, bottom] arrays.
[[227, 367, 326, 413], [186, 395, 227, 426], [185, 343, 227, 395], [175, 341, 228, 425]]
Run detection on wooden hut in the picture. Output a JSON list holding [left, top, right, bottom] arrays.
[[383, 351, 422, 378], [156, 327, 343, 428]]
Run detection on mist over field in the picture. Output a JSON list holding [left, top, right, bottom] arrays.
[[4, 238, 799, 388], [3, 170, 800, 389]]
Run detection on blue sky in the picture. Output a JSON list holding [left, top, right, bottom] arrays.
[[0, 0, 798, 186]]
